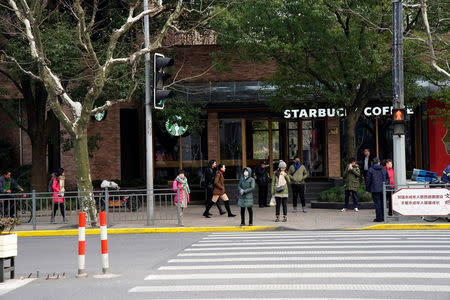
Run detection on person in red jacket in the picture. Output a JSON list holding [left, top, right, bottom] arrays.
[[384, 159, 395, 216], [51, 168, 66, 223]]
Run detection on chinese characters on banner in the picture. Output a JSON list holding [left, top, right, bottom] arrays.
[[392, 188, 450, 216]]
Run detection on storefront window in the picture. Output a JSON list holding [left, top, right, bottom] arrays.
[[246, 121, 269, 160], [154, 121, 208, 184], [303, 120, 326, 176], [220, 120, 242, 179], [288, 122, 299, 160]]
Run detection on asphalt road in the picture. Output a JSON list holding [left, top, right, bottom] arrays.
[[3, 230, 450, 299]]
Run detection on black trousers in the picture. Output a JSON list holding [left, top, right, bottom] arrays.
[[205, 189, 213, 207], [275, 197, 287, 216], [240, 207, 253, 224], [386, 191, 393, 214], [292, 184, 305, 208], [52, 203, 65, 218], [372, 192, 384, 221], [257, 184, 268, 207]]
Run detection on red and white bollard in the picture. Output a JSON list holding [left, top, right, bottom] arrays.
[[77, 212, 87, 277], [99, 212, 109, 274]]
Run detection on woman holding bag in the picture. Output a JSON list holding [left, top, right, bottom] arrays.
[[173, 170, 190, 226], [271, 160, 290, 222]]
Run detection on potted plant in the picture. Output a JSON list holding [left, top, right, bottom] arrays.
[[0, 218, 18, 259]]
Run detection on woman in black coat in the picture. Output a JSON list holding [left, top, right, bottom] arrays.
[[255, 161, 270, 207]]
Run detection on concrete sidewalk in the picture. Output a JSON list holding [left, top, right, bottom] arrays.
[[13, 204, 450, 235]]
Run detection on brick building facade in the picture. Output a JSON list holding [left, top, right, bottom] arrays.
[[1, 44, 448, 190]]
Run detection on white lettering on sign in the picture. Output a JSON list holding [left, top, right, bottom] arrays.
[[392, 188, 450, 216], [284, 106, 414, 119]]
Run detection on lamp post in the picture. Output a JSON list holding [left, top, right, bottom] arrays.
[[392, 0, 407, 187], [144, 0, 154, 224]]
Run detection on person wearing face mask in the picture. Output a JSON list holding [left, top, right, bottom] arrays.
[[287, 156, 308, 213], [237, 167, 255, 226]]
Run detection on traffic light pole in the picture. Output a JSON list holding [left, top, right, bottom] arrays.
[[392, 0, 406, 187], [144, 0, 154, 224]]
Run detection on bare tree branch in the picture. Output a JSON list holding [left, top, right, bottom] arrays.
[[0, 50, 40, 80], [90, 82, 139, 115]]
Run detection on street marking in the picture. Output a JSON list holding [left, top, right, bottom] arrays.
[[143, 298, 417, 300], [168, 256, 450, 263], [145, 272, 450, 280], [199, 237, 403, 242], [192, 241, 450, 247], [178, 250, 450, 256], [210, 231, 450, 236], [185, 245, 450, 251], [0, 279, 36, 297], [158, 263, 450, 270], [129, 283, 450, 293]]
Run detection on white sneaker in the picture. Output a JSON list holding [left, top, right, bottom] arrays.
[[341, 208, 348, 212], [354, 208, 359, 212]]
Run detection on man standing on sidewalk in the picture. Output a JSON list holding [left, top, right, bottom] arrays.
[[366, 158, 390, 222], [255, 161, 270, 207], [360, 148, 375, 180], [288, 156, 308, 213]]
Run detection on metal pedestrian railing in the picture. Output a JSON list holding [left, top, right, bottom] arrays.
[[382, 182, 450, 223], [0, 188, 177, 229]]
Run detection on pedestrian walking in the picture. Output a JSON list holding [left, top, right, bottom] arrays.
[[360, 148, 375, 180], [255, 161, 270, 207], [205, 164, 236, 217], [341, 158, 360, 212], [384, 159, 395, 216], [173, 170, 190, 226], [238, 167, 255, 226], [272, 160, 291, 222], [51, 168, 66, 223], [0, 170, 24, 217], [287, 156, 308, 213], [365, 158, 390, 222], [202, 160, 225, 218]]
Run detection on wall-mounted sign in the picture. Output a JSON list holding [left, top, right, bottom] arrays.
[[166, 115, 188, 136], [392, 188, 450, 216], [93, 109, 107, 122], [328, 127, 339, 135], [284, 106, 414, 119]]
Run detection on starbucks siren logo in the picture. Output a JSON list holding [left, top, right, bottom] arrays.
[[166, 115, 188, 136]]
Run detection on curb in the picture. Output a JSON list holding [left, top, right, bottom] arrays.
[[14, 226, 279, 237], [349, 224, 450, 230]]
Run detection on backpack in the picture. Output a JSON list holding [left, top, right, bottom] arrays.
[[199, 171, 206, 189], [48, 178, 54, 192]]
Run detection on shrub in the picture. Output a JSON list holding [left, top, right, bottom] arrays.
[[318, 185, 372, 202], [0, 218, 18, 234]]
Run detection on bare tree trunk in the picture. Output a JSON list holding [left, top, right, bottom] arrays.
[[344, 110, 359, 161], [30, 138, 47, 192], [73, 129, 97, 226]]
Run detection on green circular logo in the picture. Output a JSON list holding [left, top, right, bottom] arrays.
[[165, 115, 188, 136]]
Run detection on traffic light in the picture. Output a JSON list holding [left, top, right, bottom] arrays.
[[153, 53, 174, 109], [392, 108, 406, 136]]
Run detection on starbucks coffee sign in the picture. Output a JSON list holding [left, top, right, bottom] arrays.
[[284, 106, 414, 119], [166, 115, 188, 136]]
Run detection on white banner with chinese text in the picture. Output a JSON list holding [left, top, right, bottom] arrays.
[[392, 188, 450, 216]]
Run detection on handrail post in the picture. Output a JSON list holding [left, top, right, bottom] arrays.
[[104, 187, 109, 227], [32, 190, 36, 230], [382, 183, 387, 223]]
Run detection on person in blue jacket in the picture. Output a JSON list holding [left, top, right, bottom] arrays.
[[366, 158, 390, 222]]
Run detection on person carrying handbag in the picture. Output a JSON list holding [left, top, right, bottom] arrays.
[[271, 160, 291, 222]]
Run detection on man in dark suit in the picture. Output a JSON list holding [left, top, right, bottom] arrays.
[[360, 148, 375, 180]]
